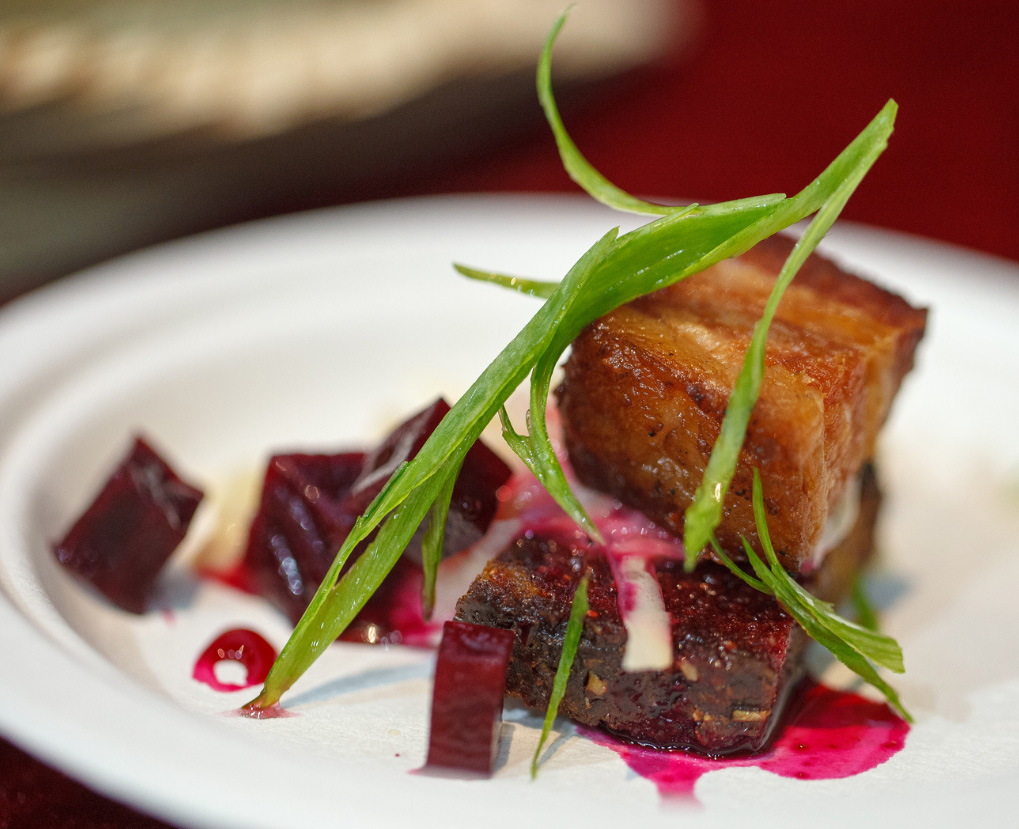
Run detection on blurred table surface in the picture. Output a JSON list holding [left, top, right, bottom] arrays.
[[2, 0, 1017, 826]]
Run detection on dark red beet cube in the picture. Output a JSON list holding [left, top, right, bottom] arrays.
[[426, 621, 516, 775], [53, 436, 204, 614], [242, 398, 511, 629], [243, 451, 365, 623], [342, 399, 451, 516], [344, 398, 511, 565]]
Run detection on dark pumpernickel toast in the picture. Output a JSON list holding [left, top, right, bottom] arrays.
[[455, 466, 880, 755]]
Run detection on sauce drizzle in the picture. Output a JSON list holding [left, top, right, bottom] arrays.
[[580, 684, 908, 798], [193, 628, 277, 692]]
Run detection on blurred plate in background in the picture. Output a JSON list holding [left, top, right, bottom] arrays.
[[0, 0, 692, 297]]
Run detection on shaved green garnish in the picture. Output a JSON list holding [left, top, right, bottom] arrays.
[[714, 471, 910, 720], [248, 10, 901, 711], [420, 455, 463, 619], [455, 264, 558, 300], [538, 10, 692, 217], [532, 574, 589, 780], [681, 100, 896, 566]]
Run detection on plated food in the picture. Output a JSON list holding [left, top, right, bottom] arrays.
[[7, 186, 1019, 826], [49, 227, 924, 775], [42, 15, 928, 790], [457, 231, 925, 755]]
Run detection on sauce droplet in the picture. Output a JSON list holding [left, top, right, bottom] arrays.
[[236, 700, 294, 720], [580, 684, 909, 798], [193, 628, 277, 692]]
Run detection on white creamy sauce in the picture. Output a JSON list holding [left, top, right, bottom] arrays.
[[612, 556, 673, 672]]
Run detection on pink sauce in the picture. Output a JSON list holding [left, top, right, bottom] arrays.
[[363, 565, 442, 648], [193, 628, 278, 692], [580, 683, 908, 798], [236, 701, 294, 720], [496, 460, 684, 563]]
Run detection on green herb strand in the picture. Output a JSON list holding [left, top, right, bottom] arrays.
[[248, 10, 900, 710], [537, 10, 687, 217], [531, 574, 589, 779], [681, 100, 897, 566], [420, 459, 463, 619], [455, 265, 559, 300], [713, 471, 910, 720]]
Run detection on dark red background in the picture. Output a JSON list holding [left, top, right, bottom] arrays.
[[372, 0, 1018, 263], [2, 1, 1016, 826]]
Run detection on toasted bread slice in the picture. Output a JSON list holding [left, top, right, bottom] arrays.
[[454, 466, 880, 755], [558, 235, 925, 570]]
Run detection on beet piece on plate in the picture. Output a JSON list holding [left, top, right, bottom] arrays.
[[53, 436, 204, 614], [241, 398, 511, 628], [426, 621, 516, 775], [242, 452, 366, 623], [342, 398, 511, 564]]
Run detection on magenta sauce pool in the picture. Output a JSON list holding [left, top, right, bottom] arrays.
[[193, 628, 278, 692], [580, 683, 908, 797]]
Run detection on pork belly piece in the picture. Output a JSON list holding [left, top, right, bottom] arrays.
[[455, 466, 880, 755], [558, 234, 926, 571]]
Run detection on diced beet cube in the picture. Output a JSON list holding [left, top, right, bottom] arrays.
[[438, 440, 513, 560], [343, 398, 512, 566], [241, 398, 511, 630], [53, 436, 204, 614], [242, 452, 365, 623], [426, 621, 516, 775], [343, 399, 450, 516]]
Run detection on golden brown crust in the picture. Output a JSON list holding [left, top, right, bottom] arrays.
[[558, 236, 926, 570]]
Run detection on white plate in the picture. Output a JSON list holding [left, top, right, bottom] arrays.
[[1, 195, 1018, 828]]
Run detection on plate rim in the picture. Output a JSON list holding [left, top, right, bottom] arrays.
[[1, 193, 1018, 827]]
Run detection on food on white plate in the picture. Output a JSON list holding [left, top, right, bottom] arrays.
[[52, 436, 203, 614], [239, 398, 510, 639], [455, 232, 925, 754], [50, 10, 928, 782], [235, 12, 920, 775]]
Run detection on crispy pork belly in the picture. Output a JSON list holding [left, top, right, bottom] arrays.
[[558, 234, 926, 571], [455, 466, 880, 755]]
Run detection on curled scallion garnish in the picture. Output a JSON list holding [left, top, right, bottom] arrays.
[[536, 11, 696, 218], [680, 99, 895, 566], [851, 575, 881, 632], [247, 9, 900, 713]]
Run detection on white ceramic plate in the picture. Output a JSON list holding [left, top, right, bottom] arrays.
[[1, 195, 1017, 828]]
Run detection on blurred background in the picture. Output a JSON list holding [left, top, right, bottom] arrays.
[[1, 0, 1017, 306], [1, 0, 1016, 824]]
